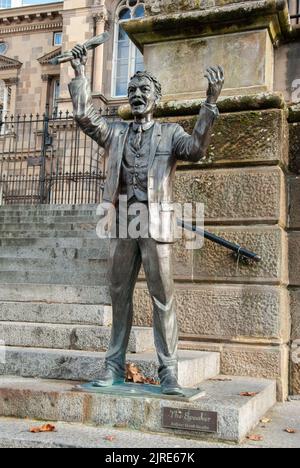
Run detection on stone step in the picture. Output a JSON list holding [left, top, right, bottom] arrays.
[[0, 417, 234, 449], [0, 216, 98, 224], [0, 376, 276, 443], [0, 238, 106, 249], [0, 204, 97, 214], [0, 230, 98, 239], [0, 322, 154, 353], [0, 270, 108, 286], [0, 222, 97, 232], [0, 303, 112, 326], [0, 283, 111, 304], [0, 246, 109, 260], [0, 257, 108, 274], [0, 348, 219, 386]]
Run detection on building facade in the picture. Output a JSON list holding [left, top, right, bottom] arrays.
[[0, 0, 147, 117]]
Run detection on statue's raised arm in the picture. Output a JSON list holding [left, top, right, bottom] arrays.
[[68, 41, 112, 149]]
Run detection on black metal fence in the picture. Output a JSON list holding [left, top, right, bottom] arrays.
[[289, 0, 300, 24], [0, 109, 118, 206]]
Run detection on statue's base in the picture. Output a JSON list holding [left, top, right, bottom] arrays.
[[74, 382, 205, 402]]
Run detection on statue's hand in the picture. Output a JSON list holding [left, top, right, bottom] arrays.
[[71, 44, 88, 76], [204, 66, 224, 105]]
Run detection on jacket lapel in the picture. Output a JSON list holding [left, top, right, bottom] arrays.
[[148, 122, 162, 169], [117, 125, 130, 173]]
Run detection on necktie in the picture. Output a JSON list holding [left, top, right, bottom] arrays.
[[133, 124, 142, 151]]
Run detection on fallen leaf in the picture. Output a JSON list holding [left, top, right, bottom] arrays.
[[104, 435, 116, 442], [30, 424, 56, 433], [247, 434, 263, 441], [260, 418, 271, 424], [285, 428, 297, 434], [126, 363, 159, 386], [240, 392, 258, 397]]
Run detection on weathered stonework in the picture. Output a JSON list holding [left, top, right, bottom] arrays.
[[290, 288, 300, 340], [178, 339, 288, 400], [289, 122, 300, 174], [291, 340, 300, 394], [133, 283, 289, 342], [220, 343, 289, 400], [174, 167, 285, 224], [171, 109, 288, 167], [288, 176, 300, 229], [288, 233, 300, 286], [144, 30, 274, 99], [139, 226, 286, 284]]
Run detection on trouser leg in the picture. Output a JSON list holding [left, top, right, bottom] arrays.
[[105, 238, 141, 376], [139, 238, 178, 379]]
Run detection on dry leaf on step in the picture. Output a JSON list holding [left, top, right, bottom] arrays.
[[247, 434, 263, 442], [285, 428, 297, 434], [240, 392, 258, 397], [30, 424, 56, 433]]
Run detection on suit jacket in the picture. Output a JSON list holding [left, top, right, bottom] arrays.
[[69, 76, 218, 243]]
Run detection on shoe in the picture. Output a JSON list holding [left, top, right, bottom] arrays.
[[161, 374, 185, 396], [92, 368, 124, 387]]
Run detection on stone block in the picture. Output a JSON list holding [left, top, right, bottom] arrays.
[[291, 339, 300, 395], [290, 288, 300, 340], [288, 176, 300, 229], [174, 167, 285, 225], [145, 30, 274, 99], [288, 233, 300, 286], [139, 226, 286, 284], [172, 109, 288, 167], [220, 343, 289, 401], [289, 122, 300, 173], [180, 340, 288, 400], [134, 284, 289, 342]]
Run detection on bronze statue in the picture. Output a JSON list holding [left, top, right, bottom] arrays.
[[69, 40, 224, 396]]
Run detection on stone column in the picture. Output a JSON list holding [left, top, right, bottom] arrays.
[[91, 2, 109, 94], [57, 0, 94, 113], [123, 0, 292, 400]]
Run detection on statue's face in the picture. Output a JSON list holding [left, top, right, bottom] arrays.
[[128, 77, 158, 117]]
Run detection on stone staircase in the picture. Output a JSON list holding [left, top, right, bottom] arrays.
[[0, 205, 277, 444]]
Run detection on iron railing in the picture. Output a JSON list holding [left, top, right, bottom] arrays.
[[0, 108, 119, 205], [288, 0, 300, 24]]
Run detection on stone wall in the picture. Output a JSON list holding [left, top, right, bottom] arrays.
[[288, 106, 300, 395], [133, 104, 289, 400]]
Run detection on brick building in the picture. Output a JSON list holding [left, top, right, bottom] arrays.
[[0, 0, 145, 117]]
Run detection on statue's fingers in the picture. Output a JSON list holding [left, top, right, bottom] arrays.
[[204, 73, 214, 85], [206, 68, 217, 84], [217, 66, 225, 82], [83, 45, 88, 56]]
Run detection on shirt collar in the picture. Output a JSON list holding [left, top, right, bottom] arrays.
[[132, 120, 155, 132]]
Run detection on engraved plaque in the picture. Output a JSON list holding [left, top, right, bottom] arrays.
[[162, 407, 218, 433]]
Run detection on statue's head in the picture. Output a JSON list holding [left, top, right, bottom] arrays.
[[128, 70, 162, 117]]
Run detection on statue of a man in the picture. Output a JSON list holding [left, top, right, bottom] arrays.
[[69, 43, 224, 396]]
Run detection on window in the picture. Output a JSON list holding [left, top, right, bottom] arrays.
[[0, 42, 8, 55], [52, 78, 60, 117], [112, 0, 145, 98], [53, 32, 63, 47]]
